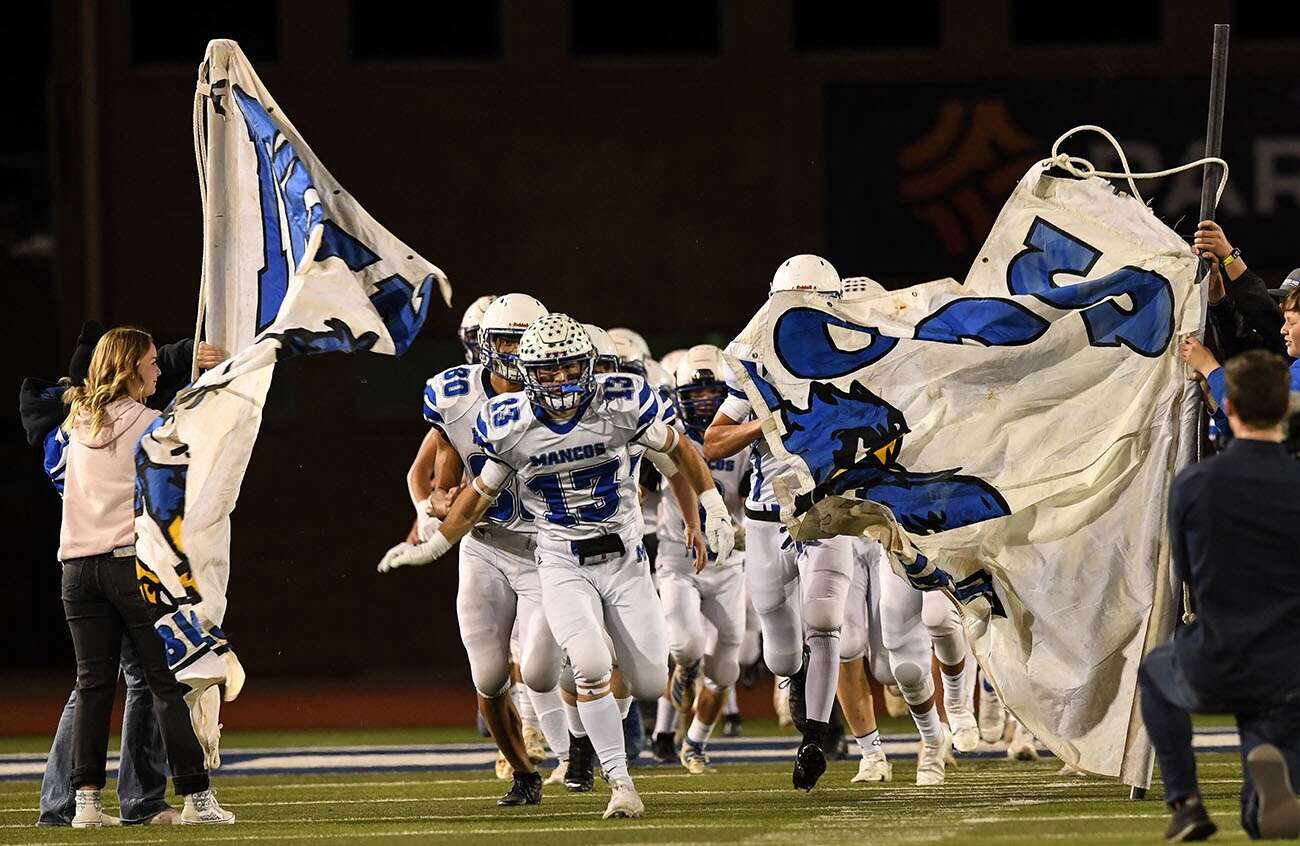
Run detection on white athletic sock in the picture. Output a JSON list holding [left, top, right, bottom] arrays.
[[518, 683, 539, 729], [912, 704, 943, 745], [528, 687, 570, 759], [577, 695, 630, 782], [805, 632, 841, 724], [564, 701, 587, 738], [686, 715, 714, 746], [616, 695, 633, 721], [653, 696, 676, 736], [941, 663, 968, 708], [855, 730, 883, 760], [724, 687, 739, 717]]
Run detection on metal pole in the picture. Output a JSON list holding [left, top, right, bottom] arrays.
[[1129, 22, 1230, 804]]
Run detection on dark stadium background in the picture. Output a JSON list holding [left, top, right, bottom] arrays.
[[4, 1, 1299, 731]]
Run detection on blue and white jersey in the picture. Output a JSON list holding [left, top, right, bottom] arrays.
[[718, 371, 792, 511], [631, 386, 679, 536], [423, 363, 533, 535], [473, 373, 673, 544], [43, 426, 69, 496], [656, 426, 745, 549]]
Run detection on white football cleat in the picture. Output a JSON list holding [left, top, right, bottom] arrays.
[[180, 790, 236, 825], [495, 750, 513, 780], [946, 701, 980, 753], [544, 758, 569, 786], [977, 676, 1007, 743], [916, 725, 952, 786], [1006, 719, 1040, 762], [851, 755, 893, 783], [602, 778, 645, 819], [71, 790, 121, 828], [523, 726, 547, 764], [679, 741, 708, 775], [1057, 762, 1089, 777]]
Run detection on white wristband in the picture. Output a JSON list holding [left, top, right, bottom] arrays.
[[699, 488, 728, 519]]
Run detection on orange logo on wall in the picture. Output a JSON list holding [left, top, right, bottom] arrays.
[[898, 101, 1040, 258]]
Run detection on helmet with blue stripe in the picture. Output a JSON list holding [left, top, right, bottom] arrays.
[[673, 344, 729, 432], [519, 313, 596, 411], [479, 294, 547, 382]]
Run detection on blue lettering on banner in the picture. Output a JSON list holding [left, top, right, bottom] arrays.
[[234, 86, 431, 351], [1007, 217, 1174, 356]]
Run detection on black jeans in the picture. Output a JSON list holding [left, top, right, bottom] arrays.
[[1140, 643, 1300, 838], [61, 554, 209, 796]]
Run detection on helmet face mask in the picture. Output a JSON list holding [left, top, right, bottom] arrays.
[[519, 313, 597, 413], [478, 294, 548, 383], [480, 329, 526, 382], [458, 294, 497, 364], [673, 344, 729, 431], [459, 326, 481, 364], [524, 353, 596, 411]]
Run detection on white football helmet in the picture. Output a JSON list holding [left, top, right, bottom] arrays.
[[770, 254, 842, 297], [841, 276, 886, 298], [644, 358, 673, 395], [458, 295, 496, 363], [609, 328, 652, 361], [584, 324, 621, 374], [613, 335, 649, 378], [479, 294, 548, 382], [673, 344, 729, 431], [659, 348, 689, 378], [519, 313, 595, 411]]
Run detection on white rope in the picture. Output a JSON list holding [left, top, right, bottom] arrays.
[[1040, 124, 1229, 211]]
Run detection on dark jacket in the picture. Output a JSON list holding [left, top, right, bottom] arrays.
[[18, 323, 195, 489], [1169, 438, 1300, 706], [1206, 268, 1287, 361]]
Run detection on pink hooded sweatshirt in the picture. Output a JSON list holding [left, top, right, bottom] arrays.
[[58, 397, 161, 560]]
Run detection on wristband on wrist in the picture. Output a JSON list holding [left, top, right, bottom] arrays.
[[1220, 248, 1241, 268]]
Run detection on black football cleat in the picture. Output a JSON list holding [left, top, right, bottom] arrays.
[[722, 714, 743, 738], [564, 734, 595, 792], [651, 731, 676, 762], [788, 645, 810, 734], [497, 771, 542, 806], [792, 741, 827, 792], [1163, 795, 1216, 842]]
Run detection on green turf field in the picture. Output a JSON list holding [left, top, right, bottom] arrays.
[[0, 744, 1250, 845]]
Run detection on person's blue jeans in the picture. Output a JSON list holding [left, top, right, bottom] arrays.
[[1140, 643, 1300, 839], [37, 634, 171, 826]]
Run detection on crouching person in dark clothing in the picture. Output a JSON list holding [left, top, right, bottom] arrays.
[[1140, 350, 1300, 841]]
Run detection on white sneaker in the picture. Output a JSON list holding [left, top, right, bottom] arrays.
[[946, 701, 980, 753], [495, 750, 513, 780], [977, 676, 1007, 743], [851, 755, 893, 783], [544, 758, 569, 786], [1057, 762, 1089, 777], [882, 684, 910, 718], [71, 790, 121, 828], [1006, 720, 1040, 762], [916, 725, 952, 786], [679, 741, 708, 775], [523, 726, 547, 764], [602, 778, 644, 819], [180, 790, 235, 825]]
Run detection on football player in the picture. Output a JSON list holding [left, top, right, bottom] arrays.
[[384, 314, 735, 819]]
